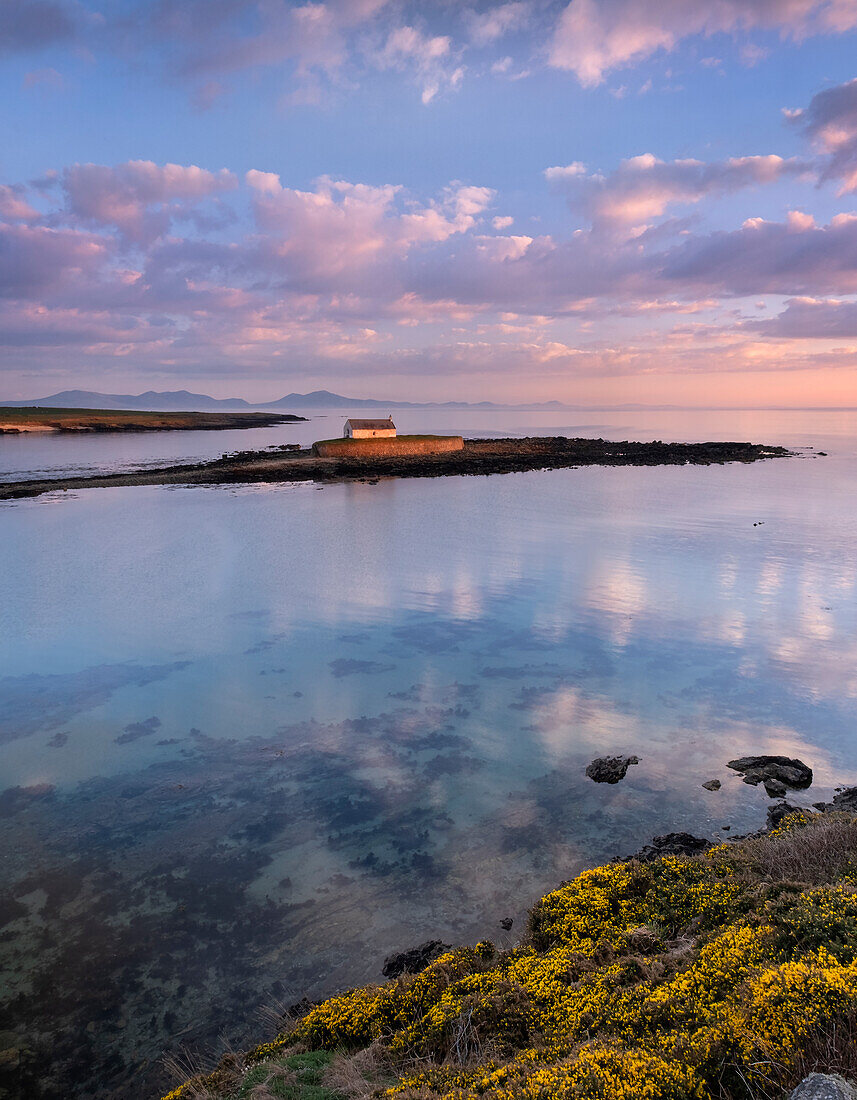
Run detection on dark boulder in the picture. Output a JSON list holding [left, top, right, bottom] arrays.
[[284, 997, 316, 1021], [586, 755, 639, 784], [727, 755, 812, 793], [832, 786, 857, 812], [812, 786, 857, 814], [766, 801, 814, 830], [382, 939, 450, 979], [702, 779, 721, 791], [628, 832, 712, 862]]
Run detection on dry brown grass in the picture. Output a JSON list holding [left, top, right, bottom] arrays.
[[790, 1013, 857, 1085], [256, 996, 313, 1037], [729, 813, 857, 885], [321, 1041, 392, 1098], [711, 1015, 857, 1100], [161, 1048, 245, 1099], [162, 1047, 210, 1093]]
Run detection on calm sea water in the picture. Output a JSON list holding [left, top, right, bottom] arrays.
[[1, 408, 855, 1099]]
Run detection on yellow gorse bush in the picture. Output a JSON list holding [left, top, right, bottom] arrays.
[[163, 813, 857, 1100]]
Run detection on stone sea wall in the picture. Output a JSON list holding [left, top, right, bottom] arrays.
[[312, 435, 464, 458]]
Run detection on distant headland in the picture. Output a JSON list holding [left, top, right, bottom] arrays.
[[0, 407, 306, 435]]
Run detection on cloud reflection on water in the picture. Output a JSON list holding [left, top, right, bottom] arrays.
[[2, 412, 857, 1097]]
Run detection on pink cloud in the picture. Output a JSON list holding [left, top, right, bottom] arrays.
[[749, 296, 857, 337], [0, 303, 156, 348], [549, 0, 857, 86], [152, 0, 391, 88], [546, 153, 814, 228], [7, 134, 857, 392], [246, 172, 493, 282], [0, 222, 113, 304], [659, 211, 857, 296], [466, 2, 532, 46], [0, 185, 39, 222], [62, 160, 237, 242], [788, 77, 857, 193], [373, 24, 464, 103]]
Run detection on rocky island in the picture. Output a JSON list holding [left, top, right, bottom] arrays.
[[0, 436, 793, 501]]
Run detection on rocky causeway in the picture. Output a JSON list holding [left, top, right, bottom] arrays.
[[0, 435, 795, 501]]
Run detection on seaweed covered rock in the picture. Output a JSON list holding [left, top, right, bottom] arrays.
[[815, 787, 857, 814], [382, 940, 449, 979], [585, 755, 639, 783], [834, 788, 857, 811], [728, 755, 813, 792], [628, 832, 713, 861]]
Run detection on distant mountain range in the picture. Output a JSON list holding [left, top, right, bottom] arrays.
[[5, 389, 831, 413], [0, 388, 579, 412]]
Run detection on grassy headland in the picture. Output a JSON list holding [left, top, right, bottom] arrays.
[[161, 810, 857, 1100], [0, 407, 306, 433]]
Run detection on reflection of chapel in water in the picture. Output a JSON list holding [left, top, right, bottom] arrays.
[[343, 417, 397, 439]]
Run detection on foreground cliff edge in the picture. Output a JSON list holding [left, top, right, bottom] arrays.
[[0, 437, 794, 500], [161, 808, 857, 1100]]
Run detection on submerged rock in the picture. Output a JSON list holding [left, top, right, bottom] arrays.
[[628, 832, 712, 862], [382, 940, 450, 979], [586, 755, 639, 784], [789, 1073, 857, 1099], [727, 755, 813, 793]]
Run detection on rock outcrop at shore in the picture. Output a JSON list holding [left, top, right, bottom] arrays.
[[161, 807, 857, 1100], [381, 940, 450, 979], [728, 755, 814, 797], [626, 831, 713, 861]]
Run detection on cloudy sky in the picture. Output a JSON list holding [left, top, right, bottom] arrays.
[[4, 0, 857, 403]]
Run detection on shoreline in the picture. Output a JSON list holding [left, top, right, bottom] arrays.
[[0, 435, 794, 501], [160, 782, 857, 1100]]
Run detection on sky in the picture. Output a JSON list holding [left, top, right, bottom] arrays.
[[4, 2, 857, 404]]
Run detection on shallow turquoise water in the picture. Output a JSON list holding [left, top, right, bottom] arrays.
[[1, 409, 856, 1098]]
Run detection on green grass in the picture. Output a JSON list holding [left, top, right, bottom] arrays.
[[229, 1051, 341, 1099]]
